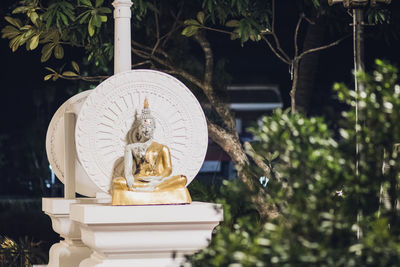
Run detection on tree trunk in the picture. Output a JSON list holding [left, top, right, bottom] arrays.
[[295, 21, 325, 113]]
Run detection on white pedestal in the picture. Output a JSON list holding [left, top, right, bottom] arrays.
[[43, 197, 108, 267], [70, 202, 223, 267]]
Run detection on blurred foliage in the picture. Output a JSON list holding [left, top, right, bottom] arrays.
[[182, 0, 396, 43], [0, 235, 47, 267], [0, 198, 58, 266], [186, 60, 400, 266], [187, 178, 263, 266]]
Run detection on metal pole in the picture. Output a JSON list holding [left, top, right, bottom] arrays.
[[353, 7, 365, 240], [112, 0, 133, 74], [353, 8, 365, 93], [353, 8, 364, 174]]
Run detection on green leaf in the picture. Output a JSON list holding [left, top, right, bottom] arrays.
[[62, 71, 78, 77], [230, 32, 239, 40], [225, 20, 240, 27], [100, 15, 107, 22], [197, 11, 205, 24], [45, 67, 57, 73], [97, 7, 112, 14], [78, 11, 91, 24], [29, 35, 40, 50], [12, 6, 29, 14], [44, 74, 53, 81], [10, 35, 22, 52], [41, 43, 55, 62], [59, 12, 69, 26], [44, 11, 54, 29], [29, 12, 39, 26], [95, 0, 104, 8], [54, 44, 64, 59], [349, 243, 363, 253], [62, 1, 75, 11], [4, 17, 22, 28], [184, 19, 201, 26], [182, 26, 200, 37], [1, 25, 20, 39], [239, 19, 250, 43], [311, 0, 320, 7], [88, 16, 95, 36], [80, 0, 93, 7], [72, 61, 80, 73], [270, 151, 279, 161], [93, 15, 102, 27], [20, 25, 33, 31]]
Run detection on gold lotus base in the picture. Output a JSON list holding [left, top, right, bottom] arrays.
[[112, 187, 192, 206]]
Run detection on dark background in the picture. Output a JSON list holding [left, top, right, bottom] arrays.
[[0, 0, 399, 261]]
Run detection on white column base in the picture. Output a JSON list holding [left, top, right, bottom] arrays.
[[43, 197, 108, 267], [70, 202, 223, 267], [79, 251, 186, 267], [47, 240, 91, 267]]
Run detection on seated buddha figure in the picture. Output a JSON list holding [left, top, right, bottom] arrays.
[[111, 99, 192, 205]]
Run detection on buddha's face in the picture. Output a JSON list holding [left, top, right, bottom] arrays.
[[138, 119, 154, 140]]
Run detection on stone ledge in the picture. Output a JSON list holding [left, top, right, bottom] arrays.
[[70, 201, 223, 224]]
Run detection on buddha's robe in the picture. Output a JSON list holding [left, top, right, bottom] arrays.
[[112, 142, 191, 205]]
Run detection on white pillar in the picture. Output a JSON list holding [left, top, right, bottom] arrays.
[[64, 112, 76, 199], [113, 0, 133, 74], [43, 198, 92, 267]]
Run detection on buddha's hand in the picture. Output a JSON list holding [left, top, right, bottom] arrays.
[[125, 174, 135, 190], [135, 176, 164, 192], [138, 176, 163, 182]]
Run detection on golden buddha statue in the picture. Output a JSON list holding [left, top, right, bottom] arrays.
[[111, 99, 192, 205]]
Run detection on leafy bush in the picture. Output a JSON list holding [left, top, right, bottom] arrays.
[[0, 235, 46, 267], [0, 198, 58, 266], [187, 60, 400, 266]]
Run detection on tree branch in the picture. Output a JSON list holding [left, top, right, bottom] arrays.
[[193, 32, 213, 87], [303, 15, 315, 25], [132, 45, 204, 89], [161, 6, 184, 47], [132, 40, 170, 60], [244, 142, 271, 178], [199, 25, 233, 35], [132, 60, 152, 68], [207, 118, 248, 166], [194, 33, 237, 133], [56, 74, 109, 82], [261, 36, 290, 65], [297, 34, 351, 60], [270, 0, 290, 62], [207, 119, 278, 220], [151, 9, 161, 56], [294, 13, 304, 57]]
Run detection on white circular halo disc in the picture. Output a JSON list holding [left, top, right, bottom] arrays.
[[75, 70, 208, 193], [46, 90, 101, 197]]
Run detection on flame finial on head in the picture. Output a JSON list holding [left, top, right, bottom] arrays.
[[140, 97, 155, 125]]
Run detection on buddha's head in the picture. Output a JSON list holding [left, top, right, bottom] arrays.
[[128, 98, 156, 143]]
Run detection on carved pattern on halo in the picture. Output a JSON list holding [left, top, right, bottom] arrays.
[[75, 70, 208, 193]]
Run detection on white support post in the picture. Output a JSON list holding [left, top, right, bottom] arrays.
[[64, 112, 76, 199], [112, 0, 133, 74]]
